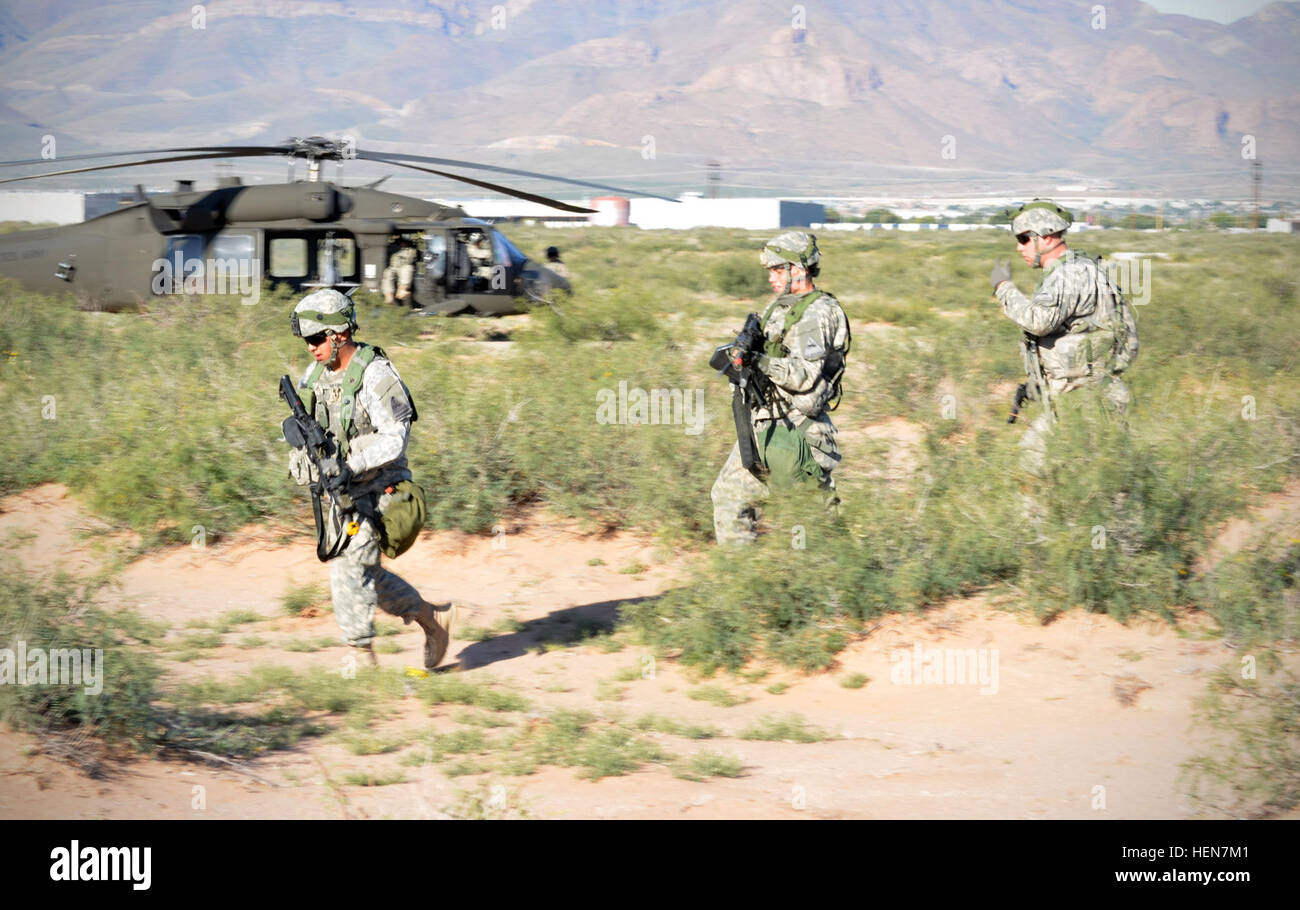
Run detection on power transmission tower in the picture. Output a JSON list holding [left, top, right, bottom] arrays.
[[1252, 159, 1262, 230], [706, 160, 721, 199]]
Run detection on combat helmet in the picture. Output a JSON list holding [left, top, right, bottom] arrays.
[[1010, 199, 1073, 238], [760, 231, 821, 271], [291, 288, 357, 338]]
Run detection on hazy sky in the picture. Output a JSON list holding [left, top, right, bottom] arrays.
[[1144, 0, 1297, 21]]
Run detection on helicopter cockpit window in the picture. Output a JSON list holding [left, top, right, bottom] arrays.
[[269, 237, 308, 278], [491, 230, 521, 269]]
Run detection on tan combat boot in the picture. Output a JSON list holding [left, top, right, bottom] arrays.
[[412, 601, 456, 669], [358, 642, 379, 668]]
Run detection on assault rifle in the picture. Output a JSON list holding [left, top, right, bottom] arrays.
[[709, 313, 775, 473], [1007, 383, 1029, 424], [279, 374, 354, 562]]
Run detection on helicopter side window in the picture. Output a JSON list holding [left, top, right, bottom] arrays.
[[332, 237, 357, 278], [163, 235, 206, 284], [314, 234, 357, 283], [269, 237, 308, 278], [423, 232, 446, 280], [209, 234, 256, 279]]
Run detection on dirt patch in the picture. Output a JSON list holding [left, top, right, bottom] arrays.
[[0, 484, 1255, 819], [1195, 478, 1300, 574], [839, 416, 927, 482]]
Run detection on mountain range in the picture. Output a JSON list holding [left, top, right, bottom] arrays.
[[0, 0, 1295, 199]]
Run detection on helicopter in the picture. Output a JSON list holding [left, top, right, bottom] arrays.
[[0, 136, 673, 314]]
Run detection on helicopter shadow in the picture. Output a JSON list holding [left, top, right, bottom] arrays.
[[455, 595, 660, 671]]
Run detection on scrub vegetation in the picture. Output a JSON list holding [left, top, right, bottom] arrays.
[[3, 228, 1298, 812]]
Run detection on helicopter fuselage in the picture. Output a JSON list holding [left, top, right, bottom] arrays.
[[0, 180, 570, 314]]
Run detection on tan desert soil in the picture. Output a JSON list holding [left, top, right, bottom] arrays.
[[0, 483, 1268, 819]]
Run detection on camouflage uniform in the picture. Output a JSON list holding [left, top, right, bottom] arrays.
[[287, 290, 453, 664], [995, 202, 1135, 476], [712, 233, 850, 544], [381, 245, 417, 303], [299, 355, 425, 647]]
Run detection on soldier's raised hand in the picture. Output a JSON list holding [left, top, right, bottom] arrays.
[[990, 258, 1012, 292]]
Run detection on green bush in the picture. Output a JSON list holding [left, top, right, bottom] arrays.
[[0, 572, 163, 766]]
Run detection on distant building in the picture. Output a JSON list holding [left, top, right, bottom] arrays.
[[0, 191, 138, 224], [448, 195, 824, 230], [628, 196, 824, 230], [1266, 218, 1299, 233]]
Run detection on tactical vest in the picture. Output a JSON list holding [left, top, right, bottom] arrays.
[[760, 290, 852, 413], [1043, 253, 1139, 379], [296, 344, 418, 457]]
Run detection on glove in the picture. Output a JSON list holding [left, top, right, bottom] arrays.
[[989, 258, 1012, 291], [323, 460, 353, 494], [288, 448, 317, 486]]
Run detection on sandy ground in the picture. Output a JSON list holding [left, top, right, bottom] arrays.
[[0, 481, 1290, 819]]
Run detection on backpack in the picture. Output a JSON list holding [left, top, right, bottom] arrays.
[[1093, 257, 1139, 375]]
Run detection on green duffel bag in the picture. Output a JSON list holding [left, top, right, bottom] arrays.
[[756, 422, 821, 488], [379, 480, 427, 559]]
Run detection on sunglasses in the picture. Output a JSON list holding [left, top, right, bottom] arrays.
[[302, 331, 330, 346], [1015, 233, 1034, 245]]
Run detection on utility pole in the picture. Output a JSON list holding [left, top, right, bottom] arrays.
[[707, 160, 721, 199], [1251, 159, 1262, 230]]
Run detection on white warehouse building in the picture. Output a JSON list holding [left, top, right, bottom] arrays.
[[628, 195, 823, 230], [448, 195, 824, 230], [0, 190, 140, 224]]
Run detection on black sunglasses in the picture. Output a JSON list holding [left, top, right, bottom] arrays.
[[1015, 233, 1034, 245], [302, 331, 329, 346]]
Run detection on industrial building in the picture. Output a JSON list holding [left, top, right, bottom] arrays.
[[0, 191, 138, 224], [453, 194, 824, 230]]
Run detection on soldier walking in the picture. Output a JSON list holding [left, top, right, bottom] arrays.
[[991, 199, 1139, 473], [711, 232, 852, 544], [284, 289, 454, 667]]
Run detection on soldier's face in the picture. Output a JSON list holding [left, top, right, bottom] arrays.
[[306, 329, 349, 365], [1017, 232, 1061, 266], [766, 264, 807, 293], [767, 266, 789, 294], [1015, 232, 1038, 265]]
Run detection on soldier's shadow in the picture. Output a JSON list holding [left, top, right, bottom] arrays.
[[454, 596, 659, 671]]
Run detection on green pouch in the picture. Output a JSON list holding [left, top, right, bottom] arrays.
[[379, 480, 426, 559], [756, 422, 820, 488]]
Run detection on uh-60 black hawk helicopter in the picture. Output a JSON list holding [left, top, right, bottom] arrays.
[[0, 136, 674, 314]]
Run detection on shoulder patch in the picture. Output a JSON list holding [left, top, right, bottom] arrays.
[[389, 395, 413, 423]]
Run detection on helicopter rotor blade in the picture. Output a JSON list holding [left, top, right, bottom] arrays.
[[359, 150, 678, 203], [354, 155, 597, 214], [0, 146, 291, 168], [0, 151, 281, 186]]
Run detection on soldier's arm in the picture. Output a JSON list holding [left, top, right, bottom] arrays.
[[758, 301, 841, 393], [995, 271, 1071, 337], [345, 362, 413, 473]]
